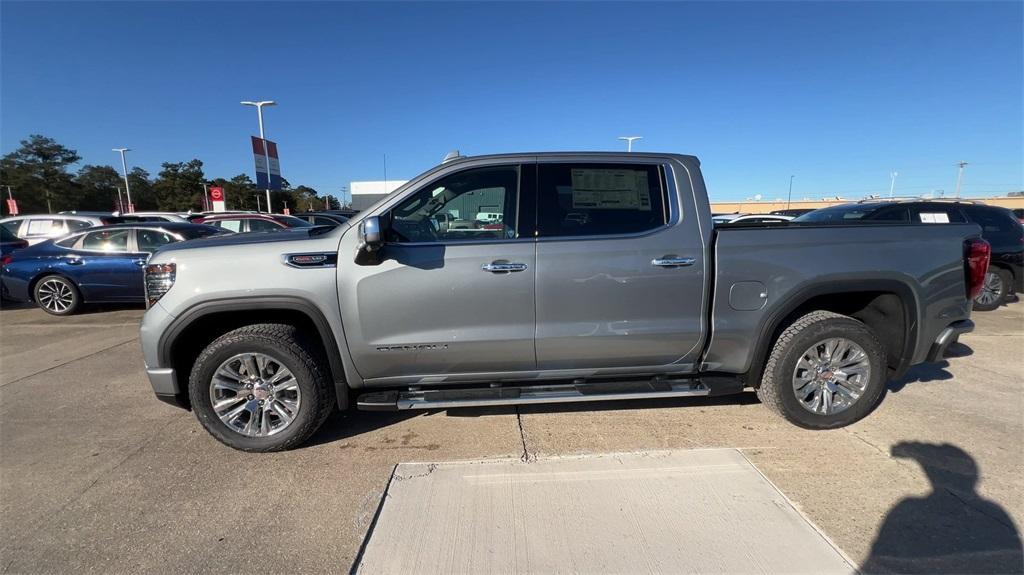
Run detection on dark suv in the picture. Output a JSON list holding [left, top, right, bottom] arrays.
[[796, 200, 1023, 311]]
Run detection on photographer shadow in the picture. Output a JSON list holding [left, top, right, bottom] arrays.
[[862, 442, 1022, 573]]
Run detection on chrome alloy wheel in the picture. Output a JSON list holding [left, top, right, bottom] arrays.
[[792, 338, 871, 415], [37, 279, 74, 313], [975, 271, 1003, 306], [210, 353, 301, 437]]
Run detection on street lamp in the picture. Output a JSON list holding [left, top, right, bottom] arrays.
[[889, 171, 898, 198], [241, 100, 277, 212], [112, 148, 133, 212], [617, 136, 642, 152], [787, 175, 795, 209]]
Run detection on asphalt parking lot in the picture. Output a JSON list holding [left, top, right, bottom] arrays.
[[1, 302, 1021, 573]]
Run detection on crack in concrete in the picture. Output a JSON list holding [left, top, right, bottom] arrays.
[[515, 406, 534, 462], [943, 487, 1018, 531]]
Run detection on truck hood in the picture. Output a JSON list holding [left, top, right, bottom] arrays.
[[157, 228, 336, 254]]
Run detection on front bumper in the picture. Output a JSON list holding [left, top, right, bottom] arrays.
[[140, 302, 190, 410], [925, 319, 974, 363]]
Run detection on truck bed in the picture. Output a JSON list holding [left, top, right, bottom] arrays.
[[703, 222, 980, 376]]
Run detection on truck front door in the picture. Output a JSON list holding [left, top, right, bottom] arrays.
[[533, 160, 707, 371], [339, 163, 537, 383]]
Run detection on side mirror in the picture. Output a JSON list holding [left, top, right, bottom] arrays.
[[360, 216, 382, 251], [356, 216, 383, 265]]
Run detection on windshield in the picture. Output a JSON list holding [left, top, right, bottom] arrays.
[[794, 205, 879, 223]]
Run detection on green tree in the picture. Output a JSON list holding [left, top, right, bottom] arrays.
[[127, 167, 156, 211], [0, 134, 80, 213], [74, 165, 124, 211], [152, 160, 205, 211]]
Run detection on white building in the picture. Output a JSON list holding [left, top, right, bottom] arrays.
[[350, 180, 408, 210]]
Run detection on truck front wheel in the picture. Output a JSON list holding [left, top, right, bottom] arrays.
[[757, 311, 886, 429], [189, 323, 334, 452]]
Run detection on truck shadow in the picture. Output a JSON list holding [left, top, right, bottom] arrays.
[[862, 442, 1023, 573], [887, 342, 972, 393]]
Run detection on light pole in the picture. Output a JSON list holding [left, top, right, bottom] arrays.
[[241, 100, 276, 212], [787, 175, 795, 209], [955, 161, 968, 197], [617, 136, 642, 152], [889, 170, 898, 198], [112, 148, 133, 212], [116, 187, 125, 213], [201, 182, 210, 212]]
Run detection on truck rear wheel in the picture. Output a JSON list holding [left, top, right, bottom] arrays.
[[189, 323, 334, 452], [757, 311, 886, 429]]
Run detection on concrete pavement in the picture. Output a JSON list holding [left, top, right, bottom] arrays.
[[0, 302, 1021, 573]]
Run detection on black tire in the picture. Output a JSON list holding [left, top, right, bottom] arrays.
[[189, 323, 335, 452], [33, 275, 81, 316], [756, 310, 886, 429], [973, 267, 1011, 312]]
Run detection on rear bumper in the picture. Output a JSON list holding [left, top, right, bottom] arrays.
[[925, 319, 974, 363]]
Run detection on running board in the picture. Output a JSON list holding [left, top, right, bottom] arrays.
[[356, 379, 711, 411]]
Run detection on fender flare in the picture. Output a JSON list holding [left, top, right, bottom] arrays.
[[158, 296, 349, 408], [744, 278, 920, 384]]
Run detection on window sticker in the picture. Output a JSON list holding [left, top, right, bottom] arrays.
[[570, 169, 651, 211], [919, 212, 950, 224]]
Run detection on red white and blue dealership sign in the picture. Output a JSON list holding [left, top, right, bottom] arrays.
[[251, 136, 283, 190]]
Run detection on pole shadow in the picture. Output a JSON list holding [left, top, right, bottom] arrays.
[[862, 442, 1023, 573]]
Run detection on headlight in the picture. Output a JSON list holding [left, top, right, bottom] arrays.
[[145, 263, 176, 307]]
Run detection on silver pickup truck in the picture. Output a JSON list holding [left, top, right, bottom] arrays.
[[139, 152, 988, 452]]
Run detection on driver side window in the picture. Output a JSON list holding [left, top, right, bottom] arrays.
[[386, 165, 520, 243]]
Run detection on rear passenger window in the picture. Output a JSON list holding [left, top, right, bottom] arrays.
[[81, 229, 129, 252], [25, 219, 64, 237], [537, 163, 668, 237], [66, 219, 93, 231], [137, 230, 177, 252], [913, 206, 966, 224], [872, 208, 910, 222], [247, 218, 282, 232], [214, 219, 242, 232]]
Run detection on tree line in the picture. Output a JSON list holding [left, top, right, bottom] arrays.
[[0, 134, 334, 215]]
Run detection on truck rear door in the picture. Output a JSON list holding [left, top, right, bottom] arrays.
[[533, 159, 708, 370]]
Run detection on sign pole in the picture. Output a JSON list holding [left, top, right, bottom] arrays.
[[257, 107, 272, 213]]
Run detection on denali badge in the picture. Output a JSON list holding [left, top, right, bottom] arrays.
[[376, 344, 449, 352]]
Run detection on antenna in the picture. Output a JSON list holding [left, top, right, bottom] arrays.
[[442, 150, 462, 163]]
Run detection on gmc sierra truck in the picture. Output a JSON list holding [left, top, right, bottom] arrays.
[[139, 152, 988, 452]]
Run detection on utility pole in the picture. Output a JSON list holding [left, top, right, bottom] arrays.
[[787, 175, 795, 209], [112, 148, 133, 212], [617, 136, 642, 152], [955, 161, 969, 197], [241, 100, 276, 213], [889, 170, 898, 198]]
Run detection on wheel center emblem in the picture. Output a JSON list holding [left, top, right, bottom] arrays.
[[253, 386, 271, 400]]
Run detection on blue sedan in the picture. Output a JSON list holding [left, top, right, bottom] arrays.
[[1, 222, 224, 315]]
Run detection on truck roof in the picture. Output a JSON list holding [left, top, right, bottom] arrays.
[[440, 151, 701, 166]]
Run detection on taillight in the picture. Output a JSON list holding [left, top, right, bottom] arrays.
[[1, 254, 12, 266], [964, 238, 990, 300], [145, 263, 176, 307]]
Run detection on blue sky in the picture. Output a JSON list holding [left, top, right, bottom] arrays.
[[2, 1, 1021, 202]]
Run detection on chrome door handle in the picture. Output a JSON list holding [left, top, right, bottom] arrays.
[[651, 257, 696, 268], [134, 260, 147, 267], [65, 258, 84, 266], [482, 262, 528, 273]]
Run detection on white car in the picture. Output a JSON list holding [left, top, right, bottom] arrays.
[[1, 214, 112, 245], [712, 214, 793, 225]]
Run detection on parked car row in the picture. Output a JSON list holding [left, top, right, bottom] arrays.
[[0, 208, 360, 315]]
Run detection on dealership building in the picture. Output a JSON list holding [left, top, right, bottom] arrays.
[[349, 180, 409, 211]]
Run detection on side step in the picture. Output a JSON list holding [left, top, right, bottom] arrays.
[[356, 378, 712, 411]]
